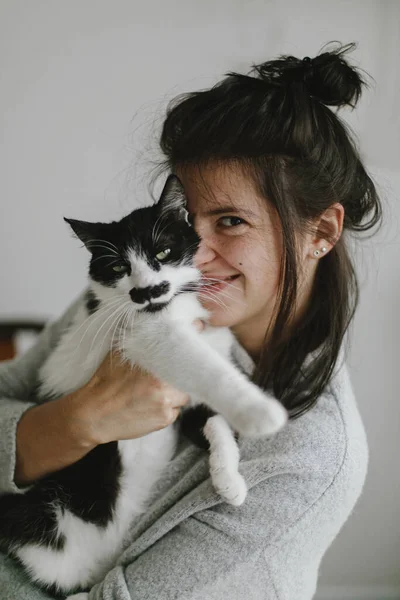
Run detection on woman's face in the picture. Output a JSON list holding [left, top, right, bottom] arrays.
[[177, 163, 287, 355]]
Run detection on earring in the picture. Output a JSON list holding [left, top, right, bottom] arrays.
[[314, 247, 328, 258]]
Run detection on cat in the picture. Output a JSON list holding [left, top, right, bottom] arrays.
[[0, 175, 287, 599]]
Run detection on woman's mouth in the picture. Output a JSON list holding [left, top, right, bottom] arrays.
[[200, 274, 240, 295]]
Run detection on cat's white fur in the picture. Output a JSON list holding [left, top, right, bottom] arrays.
[[16, 252, 287, 598]]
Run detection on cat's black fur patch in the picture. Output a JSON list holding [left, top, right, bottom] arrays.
[[0, 442, 121, 554], [141, 302, 169, 314], [50, 441, 122, 526], [179, 405, 216, 450], [0, 444, 120, 595], [129, 282, 170, 304], [0, 491, 66, 553], [85, 288, 100, 315], [0, 442, 122, 584], [180, 405, 240, 449]]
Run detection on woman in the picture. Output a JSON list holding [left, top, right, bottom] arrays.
[[0, 43, 380, 599]]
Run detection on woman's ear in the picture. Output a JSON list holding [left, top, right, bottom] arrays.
[[309, 203, 344, 257]]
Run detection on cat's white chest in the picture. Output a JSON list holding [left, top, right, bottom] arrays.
[[116, 425, 177, 520]]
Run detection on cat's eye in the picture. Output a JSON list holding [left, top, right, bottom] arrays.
[[155, 248, 171, 261], [112, 264, 128, 273]]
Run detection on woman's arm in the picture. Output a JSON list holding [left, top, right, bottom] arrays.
[[0, 291, 85, 494], [14, 390, 97, 486]]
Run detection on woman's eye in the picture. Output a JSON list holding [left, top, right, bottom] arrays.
[[155, 248, 171, 261], [112, 264, 128, 273], [218, 216, 245, 228]]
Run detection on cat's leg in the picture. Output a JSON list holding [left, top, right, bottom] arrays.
[[203, 414, 247, 506], [124, 321, 287, 438], [65, 594, 89, 600]]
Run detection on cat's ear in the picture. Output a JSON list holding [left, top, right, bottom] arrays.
[[64, 217, 100, 252], [157, 175, 190, 224]]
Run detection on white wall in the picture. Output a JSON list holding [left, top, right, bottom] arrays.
[[1, 1, 399, 597]]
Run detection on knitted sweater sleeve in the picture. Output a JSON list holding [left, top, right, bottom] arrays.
[[0, 292, 84, 495]]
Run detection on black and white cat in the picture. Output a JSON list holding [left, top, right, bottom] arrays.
[[0, 175, 287, 599]]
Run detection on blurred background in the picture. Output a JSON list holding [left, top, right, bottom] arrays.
[[1, 1, 399, 598]]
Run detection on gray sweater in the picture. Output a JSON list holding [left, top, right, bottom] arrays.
[[0, 292, 368, 600]]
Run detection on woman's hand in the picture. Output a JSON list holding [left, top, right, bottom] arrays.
[[74, 318, 206, 446], [76, 353, 190, 445]]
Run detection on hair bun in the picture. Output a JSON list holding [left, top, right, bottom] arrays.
[[253, 42, 365, 109]]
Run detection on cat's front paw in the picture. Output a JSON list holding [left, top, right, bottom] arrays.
[[211, 469, 247, 506], [66, 593, 89, 600], [231, 390, 288, 438]]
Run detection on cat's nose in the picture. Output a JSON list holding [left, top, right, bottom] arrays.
[[129, 282, 170, 304]]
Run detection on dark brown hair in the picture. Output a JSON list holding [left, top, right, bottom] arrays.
[[158, 42, 382, 419]]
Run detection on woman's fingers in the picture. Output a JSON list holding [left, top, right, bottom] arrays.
[[193, 319, 206, 332]]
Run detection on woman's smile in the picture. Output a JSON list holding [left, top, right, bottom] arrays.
[[200, 274, 241, 295]]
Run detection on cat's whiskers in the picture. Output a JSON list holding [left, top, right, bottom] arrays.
[[91, 254, 121, 265], [67, 298, 125, 365], [87, 239, 119, 253], [196, 278, 241, 313], [104, 258, 125, 269], [181, 280, 242, 308], [118, 307, 130, 361], [176, 284, 203, 299], [199, 281, 238, 301], [151, 216, 163, 245], [213, 286, 246, 307], [117, 303, 133, 347], [199, 279, 246, 306], [71, 297, 124, 344], [200, 277, 238, 284], [202, 296, 235, 317], [153, 217, 172, 246], [86, 244, 119, 255], [91, 302, 131, 368], [151, 213, 165, 246], [120, 305, 135, 365], [66, 304, 123, 372], [109, 302, 132, 370], [88, 302, 129, 358], [127, 311, 137, 372], [180, 239, 200, 251], [197, 289, 235, 315]]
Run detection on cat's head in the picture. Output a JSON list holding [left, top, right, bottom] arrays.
[[64, 175, 201, 313]]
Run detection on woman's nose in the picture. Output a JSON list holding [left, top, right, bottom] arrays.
[[194, 239, 217, 268]]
